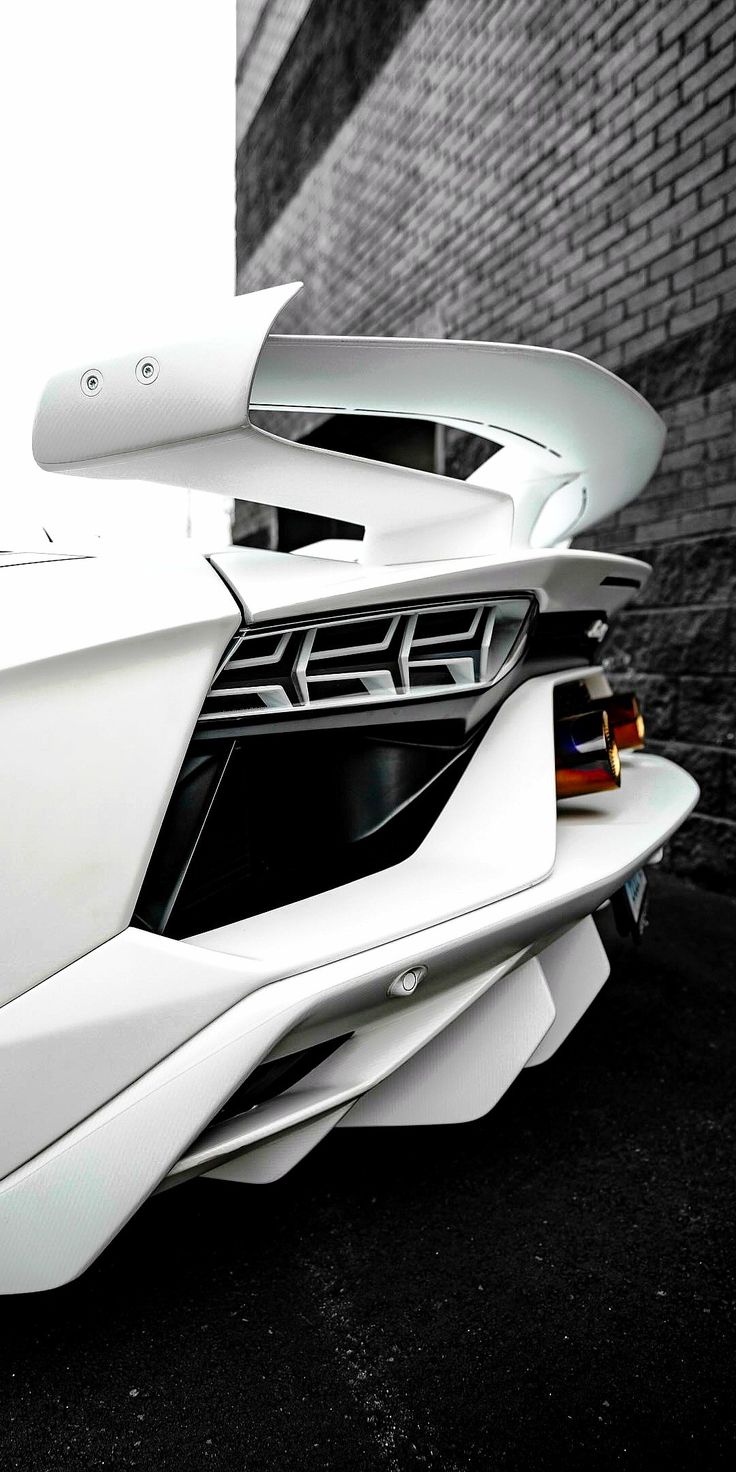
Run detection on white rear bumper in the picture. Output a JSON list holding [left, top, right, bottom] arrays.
[[0, 669, 698, 1292]]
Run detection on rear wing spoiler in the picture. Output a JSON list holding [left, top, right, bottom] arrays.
[[33, 281, 665, 564]]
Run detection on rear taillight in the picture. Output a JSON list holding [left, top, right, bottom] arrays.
[[555, 709, 621, 799]]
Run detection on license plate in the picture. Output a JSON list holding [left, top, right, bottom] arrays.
[[612, 867, 649, 941], [624, 868, 648, 924]]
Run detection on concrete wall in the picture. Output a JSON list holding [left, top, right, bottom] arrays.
[[235, 0, 736, 891]]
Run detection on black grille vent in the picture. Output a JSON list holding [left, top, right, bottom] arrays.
[[198, 596, 533, 729]]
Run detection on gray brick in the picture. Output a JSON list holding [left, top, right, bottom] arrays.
[[703, 163, 736, 207], [673, 247, 723, 292], [632, 673, 678, 740], [680, 534, 736, 604], [674, 149, 725, 202], [631, 543, 684, 606], [608, 608, 729, 675], [679, 676, 736, 747], [667, 815, 736, 895], [235, 0, 736, 891], [670, 300, 720, 335], [686, 0, 735, 49], [655, 741, 726, 815], [649, 240, 697, 283], [681, 44, 734, 103], [707, 63, 736, 109], [680, 95, 734, 153], [660, 0, 711, 49]]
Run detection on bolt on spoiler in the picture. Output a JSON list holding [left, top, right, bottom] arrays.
[[33, 281, 665, 564]]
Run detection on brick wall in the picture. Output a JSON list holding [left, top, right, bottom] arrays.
[[235, 0, 736, 891]]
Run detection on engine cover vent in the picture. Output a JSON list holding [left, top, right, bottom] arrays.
[[198, 596, 534, 727]]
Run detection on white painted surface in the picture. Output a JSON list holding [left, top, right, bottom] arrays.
[[33, 285, 300, 468], [526, 916, 611, 1066], [0, 749, 697, 1291], [189, 753, 694, 983], [0, 995, 308, 1294], [254, 332, 666, 551], [0, 552, 239, 1003], [167, 952, 528, 1183], [343, 959, 554, 1127], [187, 666, 594, 972], [32, 287, 665, 564], [211, 544, 650, 623], [0, 929, 271, 1181], [0, 3, 695, 1295], [205, 1106, 354, 1185]]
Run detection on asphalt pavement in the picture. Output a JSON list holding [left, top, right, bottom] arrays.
[[1, 872, 734, 1471]]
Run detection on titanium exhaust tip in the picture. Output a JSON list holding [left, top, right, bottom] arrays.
[[589, 691, 646, 751], [555, 708, 622, 799]]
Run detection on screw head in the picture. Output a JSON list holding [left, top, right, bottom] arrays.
[[81, 370, 103, 397], [135, 356, 159, 385]]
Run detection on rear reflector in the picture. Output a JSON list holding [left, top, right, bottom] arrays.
[[555, 709, 622, 799]]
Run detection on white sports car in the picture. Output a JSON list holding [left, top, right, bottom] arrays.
[[0, 283, 698, 1292]]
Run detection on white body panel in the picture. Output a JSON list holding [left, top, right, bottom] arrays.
[[343, 957, 554, 1127], [31, 283, 301, 465], [187, 668, 570, 970], [210, 543, 650, 624], [206, 1106, 354, 1186], [253, 333, 666, 549], [525, 915, 611, 1066], [33, 283, 665, 564], [0, 284, 694, 1291], [0, 735, 696, 1291], [0, 929, 271, 1181], [0, 553, 239, 1004]]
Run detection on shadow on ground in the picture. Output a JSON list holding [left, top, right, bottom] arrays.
[[1, 873, 734, 1470]]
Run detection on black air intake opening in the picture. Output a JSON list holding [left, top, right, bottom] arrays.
[[212, 1034, 352, 1125], [135, 723, 478, 938]]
